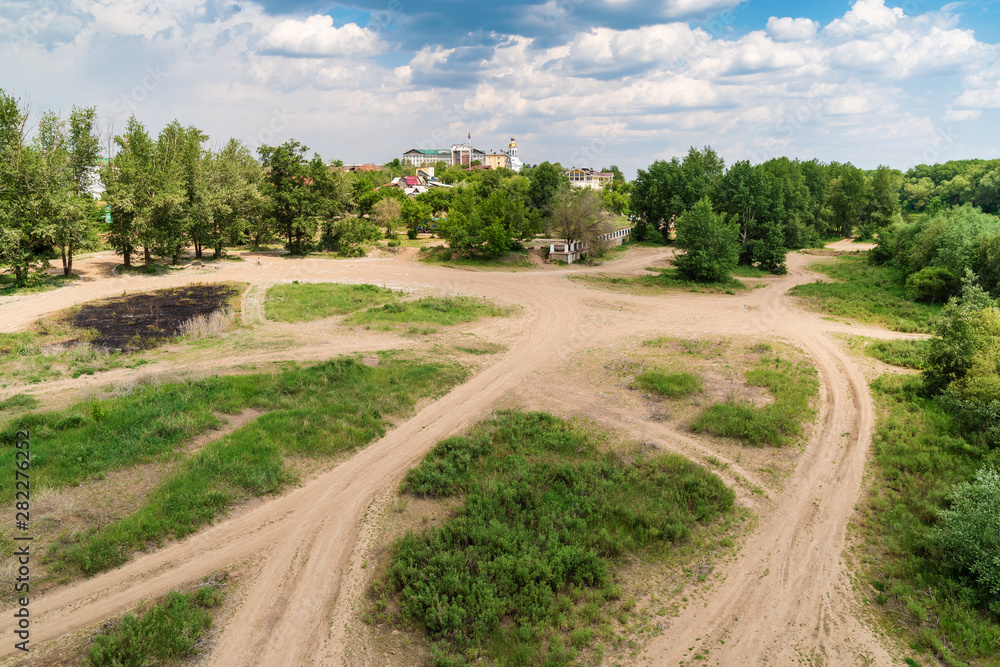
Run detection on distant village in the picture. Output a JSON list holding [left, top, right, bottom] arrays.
[[341, 136, 615, 195]]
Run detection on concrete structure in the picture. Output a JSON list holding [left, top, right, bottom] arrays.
[[549, 227, 632, 264], [562, 167, 613, 190]]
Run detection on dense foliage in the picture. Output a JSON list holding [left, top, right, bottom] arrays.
[[380, 411, 734, 665], [672, 198, 739, 282]]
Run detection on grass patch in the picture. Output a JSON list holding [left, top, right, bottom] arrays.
[[371, 411, 735, 665], [864, 339, 930, 370], [790, 255, 941, 333], [0, 271, 79, 296], [731, 265, 768, 278], [0, 393, 39, 411], [691, 351, 818, 446], [87, 576, 225, 666], [0, 356, 465, 579], [265, 282, 398, 322], [855, 374, 1000, 666], [635, 371, 703, 398], [572, 267, 746, 295], [418, 246, 532, 269], [344, 296, 510, 329]]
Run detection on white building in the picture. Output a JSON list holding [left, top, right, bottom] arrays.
[[561, 167, 613, 190]]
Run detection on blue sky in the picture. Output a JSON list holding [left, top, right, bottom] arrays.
[[1, 0, 998, 177]]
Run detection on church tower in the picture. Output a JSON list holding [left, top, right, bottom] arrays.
[[506, 137, 523, 171]]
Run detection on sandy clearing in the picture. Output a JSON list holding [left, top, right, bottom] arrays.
[[1, 243, 899, 665]]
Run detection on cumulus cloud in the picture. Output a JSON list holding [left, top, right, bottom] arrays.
[[259, 15, 384, 57], [766, 17, 819, 41]]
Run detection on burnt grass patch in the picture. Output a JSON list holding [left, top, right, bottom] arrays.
[[71, 284, 242, 351]]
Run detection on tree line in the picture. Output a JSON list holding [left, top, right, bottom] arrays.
[[630, 147, 904, 278]]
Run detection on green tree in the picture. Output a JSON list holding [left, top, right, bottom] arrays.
[[202, 139, 265, 258], [400, 197, 431, 237], [631, 147, 724, 242], [712, 161, 786, 273], [526, 162, 567, 218], [673, 198, 739, 282], [102, 116, 155, 269], [827, 164, 870, 237], [259, 140, 319, 255], [547, 187, 611, 255], [936, 466, 1000, 599]]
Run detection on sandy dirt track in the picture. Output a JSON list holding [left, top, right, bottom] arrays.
[[1, 244, 900, 665]]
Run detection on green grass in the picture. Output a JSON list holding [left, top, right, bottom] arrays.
[[0, 271, 79, 296], [265, 282, 398, 322], [344, 296, 510, 329], [691, 352, 819, 446], [731, 265, 768, 278], [373, 411, 734, 666], [418, 246, 532, 269], [0, 393, 39, 411], [790, 256, 942, 333], [571, 267, 746, 295], [857, 374, 1000, 666], [86, 577, 225, 667], [0, 356, 465, 578], [864, 339, 930, 370], [635, 371, 703, 398]]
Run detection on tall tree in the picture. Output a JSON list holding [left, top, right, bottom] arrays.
[[101, 115, 155, 268], [547, 187, 612, 253], [712, 161, 786, 273], [631, 146, 724, 242], [0, 90, 47, 284], [201, 139, 264, 258], [673, 198, 739, 282]]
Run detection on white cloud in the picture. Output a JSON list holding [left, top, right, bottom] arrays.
[[766, 17, 819, 41], [259, 15, 384, 57], [943, 109, 982, 121]]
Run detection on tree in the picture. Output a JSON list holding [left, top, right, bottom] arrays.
[[202, 139, 265, 258], [526, 162, 567, 217], [922, 273, 999, 395], [371, 197, 402, 237], [631, 147, 724, 242], [936, 466, 1000, 599], [673, 198, 739, 282], [102, 116, 154, 269], [712, 161, 786, 273], [0, 90, 49, 284], [441, 180, 538, 257], [547, 187, 611, 255], [400, 197, 431, 238], [827, 164, 871, 237], [259, 140, 318, 254]]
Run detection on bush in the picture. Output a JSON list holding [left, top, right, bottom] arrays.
[[936, 467, 1000, 600], [906, 266, 958, 303]]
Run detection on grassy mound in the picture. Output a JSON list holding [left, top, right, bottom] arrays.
[[372, 411, 734, 665]]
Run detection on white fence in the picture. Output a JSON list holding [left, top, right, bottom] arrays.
[[549, 227, 632, 264]]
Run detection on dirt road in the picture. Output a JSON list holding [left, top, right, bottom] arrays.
[[1, 246, 896, 665]]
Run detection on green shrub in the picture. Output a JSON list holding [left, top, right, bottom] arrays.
[[86, 584, 223, 666], [906, 266, 958, 303], [936, 467, 1000, 601], [383, 411, 734, 664]]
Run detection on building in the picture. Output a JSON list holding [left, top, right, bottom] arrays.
[[506, 137, 523, 171], [562, 167, 614, 190], [401, 149, 453, 167], [402, 136, 523, 169]]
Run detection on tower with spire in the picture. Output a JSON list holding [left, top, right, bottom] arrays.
[[506, 137, 523, 171]]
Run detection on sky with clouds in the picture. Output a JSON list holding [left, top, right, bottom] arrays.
[[2, 0, 998, 177]]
